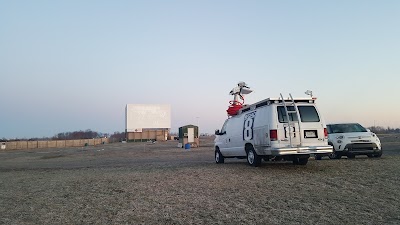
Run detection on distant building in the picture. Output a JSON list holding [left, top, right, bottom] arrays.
[[125, 104, 171, 142], [178, 125, 200, 148]]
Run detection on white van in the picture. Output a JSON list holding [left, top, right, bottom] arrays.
[[214, 94, 333, 166]]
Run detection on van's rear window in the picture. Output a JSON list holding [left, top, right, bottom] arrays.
[[277, 106, 298, 122], [298, 106, 320, 122], [277, 106, 320, 123]]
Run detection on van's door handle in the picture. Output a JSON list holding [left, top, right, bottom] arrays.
[[228, 138, 231, 142]]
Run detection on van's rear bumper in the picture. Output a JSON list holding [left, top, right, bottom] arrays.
[[262, 146, 333, 156]]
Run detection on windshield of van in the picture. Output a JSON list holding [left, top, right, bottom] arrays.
[[327, 123, 367, 134], [277, 105, 320, 123], [220, 120, 228, 134]]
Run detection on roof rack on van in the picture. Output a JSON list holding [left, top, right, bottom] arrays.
[[237, 96, 316, 115]]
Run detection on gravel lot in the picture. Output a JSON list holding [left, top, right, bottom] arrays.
[[1, 136, 399, 225]]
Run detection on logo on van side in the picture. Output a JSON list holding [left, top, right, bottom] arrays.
[[243, 112, 256, 141]]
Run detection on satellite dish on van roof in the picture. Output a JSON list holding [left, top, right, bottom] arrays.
[[229, 82, 253, 96], [227, 82, 253, 116]]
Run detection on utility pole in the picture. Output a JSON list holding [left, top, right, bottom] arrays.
[[196, 117, 200, 135]]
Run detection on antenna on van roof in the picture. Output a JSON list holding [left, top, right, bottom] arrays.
[[305, 90, 313, 98], [227, 82, 253, 116]]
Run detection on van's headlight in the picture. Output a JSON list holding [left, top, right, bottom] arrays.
[[337, 135, 344, 139]]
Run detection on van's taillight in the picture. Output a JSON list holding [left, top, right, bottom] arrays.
[[270, 130, 278, 141], [324, 128, 328, 138]]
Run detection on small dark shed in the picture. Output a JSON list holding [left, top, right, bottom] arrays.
[[178, 125, 199, 148]]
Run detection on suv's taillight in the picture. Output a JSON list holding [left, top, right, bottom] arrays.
[[324, 128, 328, 138], [270, 129, 278, 141]]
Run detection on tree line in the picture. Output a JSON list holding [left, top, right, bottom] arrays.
[[368, 126, 400, 134], [2, 126, 399, 142], [1, 130, 126, 142]]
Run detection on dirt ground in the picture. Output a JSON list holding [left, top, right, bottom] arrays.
[[0, 135, 399, 225]]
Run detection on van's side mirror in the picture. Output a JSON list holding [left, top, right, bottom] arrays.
[[215, 129, 220, 135]]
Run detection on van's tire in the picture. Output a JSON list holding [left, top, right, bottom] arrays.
[[215, 148, 224, 164], [246, 147, 261, 167], [314, 155, 322, 160], [293, 157, 308, 165]]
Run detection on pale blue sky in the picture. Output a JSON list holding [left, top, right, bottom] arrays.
[[1, 0, 399, 138]]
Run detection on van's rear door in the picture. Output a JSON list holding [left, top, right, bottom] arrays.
[[277, 106, 301, 147], [277, 104, 325, 147], [296, 105, 326, 146]]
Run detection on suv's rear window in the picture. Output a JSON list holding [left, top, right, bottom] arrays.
[[327, 123, 367, 134], [277, 106, 320, 123]]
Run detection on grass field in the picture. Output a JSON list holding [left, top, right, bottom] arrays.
[[0, 135, 399, 224]]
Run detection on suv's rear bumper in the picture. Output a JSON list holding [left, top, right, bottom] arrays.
[[261, 146, 333, 156]]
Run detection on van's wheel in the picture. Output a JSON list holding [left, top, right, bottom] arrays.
[[314, 155, 322, 160], [293, 157, 308, 165], [247, 147, 261, 167], [215, 148, 224, 164]]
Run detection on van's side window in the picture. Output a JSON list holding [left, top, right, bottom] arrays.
[[277, 106, 298, 123], [297, 106, 320, 122]]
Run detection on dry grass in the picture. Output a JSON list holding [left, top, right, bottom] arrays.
[[0, 137, 399, 225]]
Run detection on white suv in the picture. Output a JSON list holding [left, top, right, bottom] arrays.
[[323, 123, 382, 159]]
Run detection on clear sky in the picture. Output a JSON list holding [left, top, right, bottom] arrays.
[[1, 0, 399, 139]]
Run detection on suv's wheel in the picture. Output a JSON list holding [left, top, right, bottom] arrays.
[[293, 157, 309, 165], [329, 150, 342, 159], [347, 153, 355, 159], [247, 147, 261, 167], [373, 151, 382, 158], [215, 148, 224, 164]]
